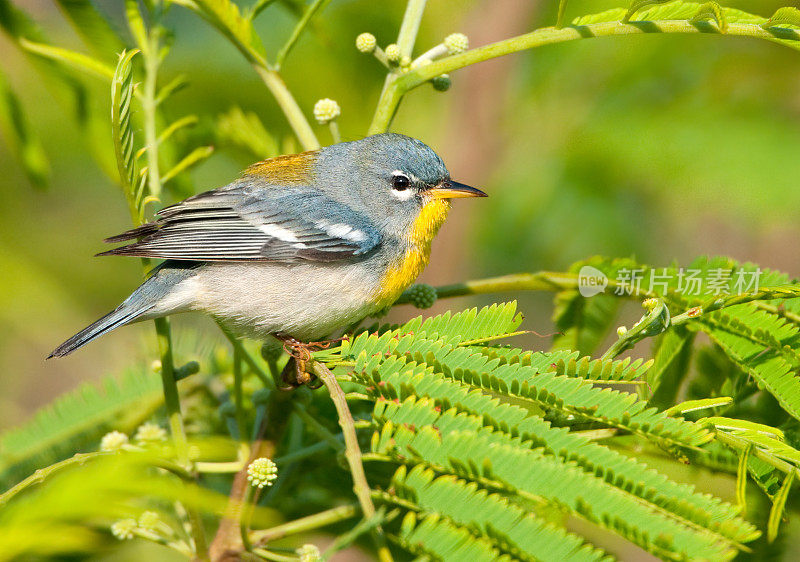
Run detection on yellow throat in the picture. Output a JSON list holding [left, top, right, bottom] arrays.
[[374, 198, 451, 306]]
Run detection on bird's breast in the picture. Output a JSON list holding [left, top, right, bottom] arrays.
[[373, 198, 450, 306]]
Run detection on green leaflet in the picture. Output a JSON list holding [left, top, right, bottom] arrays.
[[391, 512, 509, 562], [767, 470, 795, 543], [110, 49, 144, 222], [343, 309, 706, 448], [698, 306, 800, 421], [572, 2, 765, 26], [365, 380, 753, 544], [372, 399, 752, 561], [385, 465, 611, 562], [0, 368, 164, 488], [762, 7, 800, 29]]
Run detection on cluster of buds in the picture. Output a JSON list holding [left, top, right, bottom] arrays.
[[100, 430, 129, 452], [100, 421, 169, 453], [355, 31, 468, 91], [134, 422, 168, 444], [247, 457, 279, 488], [111, 511, 173, 541], [405, 283, 438, 309]]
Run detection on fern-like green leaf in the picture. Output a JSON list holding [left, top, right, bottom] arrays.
[[0, 368, 163, 488], [383, 465, 611, 562], [371, 399, 753, 560], [110, 49, 143, 222], [361, 368, 754, 543], [698, 306, 800, 421]]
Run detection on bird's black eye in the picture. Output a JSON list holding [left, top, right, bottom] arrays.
[[392, 173, 411, 191]]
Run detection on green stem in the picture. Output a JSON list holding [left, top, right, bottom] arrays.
[[240, 484, 255, 551], [292, 403, 345, 452], [195, 460, 244, 473], [396, 0, 428, 57], [175, 1, 319, 149], [274, 0, 331, 69], [233, 344, 250, 460], [273, 439, 336, 465], [312, 362, 393, 562], [216, 321, 273, 388], [254, 65, 320, 150], [395, 271, 585, 303], [137, 11, 208, 556], [556, 0, 569, 29], [369, 19, 800, 133], [0, 452, 107, 506], [251, 503, 359, 546], [716, 431, 800, 481]]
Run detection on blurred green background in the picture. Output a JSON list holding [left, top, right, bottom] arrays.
[[2, 0, 799, 447]]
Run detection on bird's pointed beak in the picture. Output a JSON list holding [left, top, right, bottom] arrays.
[[429, 179, 487, 199]]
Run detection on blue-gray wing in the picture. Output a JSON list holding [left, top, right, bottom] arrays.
[[99, 185, 381, 262]]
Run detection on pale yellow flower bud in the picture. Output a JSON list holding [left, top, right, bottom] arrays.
[[355, 33, 377, 53], [444, 32, 469, 54], [385, 43, 401, 62], [100, 430, 128, 452], [313, 98, 341, 124]]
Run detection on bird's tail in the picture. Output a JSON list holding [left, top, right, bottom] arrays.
[[48, 261, 198, 359], [48, 301, 153, 358]]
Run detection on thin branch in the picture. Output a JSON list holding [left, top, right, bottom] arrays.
[[133, 4, 209, 554], [396, 0, 428, 57], [216, 320, 273, 388], [253, 65, 320, 150], [0, 452, 107, 506], [251, 504, 358, 546], [369, 19, 800, 133], [312, 362, 393, 562]]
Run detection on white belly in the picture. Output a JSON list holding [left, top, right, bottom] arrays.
[[190, 261, 385, 341]]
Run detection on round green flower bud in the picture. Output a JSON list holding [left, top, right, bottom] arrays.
[[297, 544, 322, 562], [444, 32, 469, 54], [247, 457, 278, 488], [407, 283, 437, 309], [313, 98, 341, 124], [431, 74, 451, 92], [134, 422, 168, 443], [111, 518, 137, 540], [385, 43, 401, 62], [100, 430, 129, 452], [260, 339, 283, 362], [355, 32, 376, 53]]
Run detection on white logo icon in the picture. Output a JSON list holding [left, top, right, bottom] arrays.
[[578, 266, 608, 297]]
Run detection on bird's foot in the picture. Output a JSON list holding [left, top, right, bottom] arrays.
[[274, 333, 346, 389]]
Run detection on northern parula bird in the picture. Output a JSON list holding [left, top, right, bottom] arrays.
[[49, 133, 485, 366]]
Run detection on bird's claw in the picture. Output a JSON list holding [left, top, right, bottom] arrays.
[[274, 333, 344, 389]]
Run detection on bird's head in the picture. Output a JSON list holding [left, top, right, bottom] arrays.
[[318, 133, 486, 244]]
